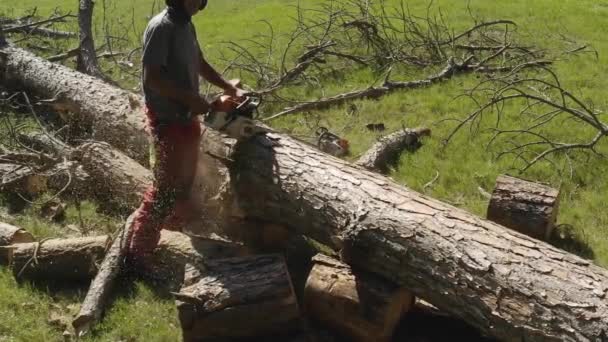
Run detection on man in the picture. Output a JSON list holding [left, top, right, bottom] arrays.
[[128, 0, 243, 269]]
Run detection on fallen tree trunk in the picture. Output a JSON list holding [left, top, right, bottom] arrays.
[[356, 127, 431, 173], [18, 133, 151, 212], [0, 45, 148, 165], [2, 45, 608, 342]]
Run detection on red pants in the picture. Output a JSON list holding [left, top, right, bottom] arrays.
[[128, 108, 201, 261]]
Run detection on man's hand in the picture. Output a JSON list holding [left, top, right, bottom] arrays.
[[223, 79, 247, 98]]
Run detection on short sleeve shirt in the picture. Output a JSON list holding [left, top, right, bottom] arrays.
[[141, 9, 201, 121]]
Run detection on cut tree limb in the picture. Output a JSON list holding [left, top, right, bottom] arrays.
[[72, 214, 134, 337], [487, 174, 560, 240], [5, 235, 110, 281], [356, 127, 431, 173], [2, 44, 608, 342]]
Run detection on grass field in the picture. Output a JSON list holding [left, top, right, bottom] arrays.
[[1, 0, 608, 340]]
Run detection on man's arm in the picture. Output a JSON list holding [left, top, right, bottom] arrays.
[[144, 64, 209, 114], [199, 53, 244, 97]]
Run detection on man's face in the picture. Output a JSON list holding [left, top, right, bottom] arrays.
[[184, 0, 203, 16]]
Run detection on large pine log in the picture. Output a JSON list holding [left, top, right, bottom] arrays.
[[2, 45, 608, 342], [487, 174, 560, 240], [176, 255, 300, 341]]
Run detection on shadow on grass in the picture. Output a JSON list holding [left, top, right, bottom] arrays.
[[548, 224, 595, 260]]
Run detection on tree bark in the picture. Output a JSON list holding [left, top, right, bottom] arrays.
[[223, 135, 608, 341], [18, 133, 151, 213], [176, 255, 301, 341], [2, 45, 608, 342], [304, 254, 414, 342], [487, 175, 560, 240], [72, 142, 151, 213], [356, 127, 431, 173], [0, 45, 147, 165]]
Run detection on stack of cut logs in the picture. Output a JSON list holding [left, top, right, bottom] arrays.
[[1, 43, 608, 342]]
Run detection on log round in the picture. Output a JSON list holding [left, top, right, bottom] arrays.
[[176, 255, 300, 341], [304, 254, 414, 342], [487, 174, 560, 240], [2, 44, 608, 342]]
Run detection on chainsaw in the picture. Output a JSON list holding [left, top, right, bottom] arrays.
[[203, 94, 271, 140], [316, 127, 350, 157]]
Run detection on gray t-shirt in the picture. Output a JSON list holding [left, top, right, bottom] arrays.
[[142, 9, 201, 122]]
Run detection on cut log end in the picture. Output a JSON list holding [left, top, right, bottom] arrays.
[[487, 174, 560, 240], [0, 222, 35, 246], [304, 254, 414, 342]]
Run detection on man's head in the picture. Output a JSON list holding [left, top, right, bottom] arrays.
[[165, 0, 207, 16]]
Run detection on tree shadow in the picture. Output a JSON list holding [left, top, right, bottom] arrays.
[[548, 224, 595, 260]]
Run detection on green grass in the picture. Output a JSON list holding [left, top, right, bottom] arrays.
[[1, 0, 608, 340]]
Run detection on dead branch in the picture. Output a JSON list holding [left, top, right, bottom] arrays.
[[356, 127, 431, 173], [444, 66, 608, 172], [1, 13, 76, 38], [264, 57, 472, 121]]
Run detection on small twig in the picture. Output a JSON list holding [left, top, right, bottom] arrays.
[[423, 170, 440, 193], [16, 238, 52, 279]]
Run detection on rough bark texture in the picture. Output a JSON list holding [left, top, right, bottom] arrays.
[[176, 255, 301, 341], [0, 45, 148, 165], [5, 236, 110, 281], [73, 142, 151, 213], [304, 254, 414, 342], [487, 175, 560, 240], [72, 214, 134, 337], [356, 127, 431, 173], [17, 133, 151, 212], [3, 46, 608, 341], [76, 0, 105, 80], [223, 134, 608, 342]]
